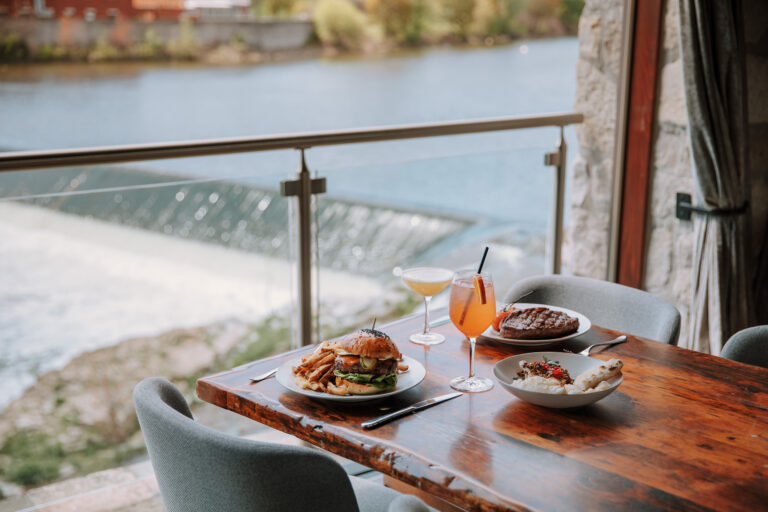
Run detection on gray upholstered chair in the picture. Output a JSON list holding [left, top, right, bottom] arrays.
[[721, 326, 768, 369], [134, 377, 432, 512], [503, 275, 681, 345]]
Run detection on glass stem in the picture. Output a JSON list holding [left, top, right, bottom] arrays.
[[468, 336, 476, 378], [423, 296, 432, 334]]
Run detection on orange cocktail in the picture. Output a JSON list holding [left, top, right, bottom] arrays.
[[449, 270, 495, 392]]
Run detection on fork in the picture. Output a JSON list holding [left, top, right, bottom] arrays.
[[249, 367, 278, 383], [578, 335, 627, 356]]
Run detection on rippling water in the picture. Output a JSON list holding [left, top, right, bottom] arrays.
[[0, 38, 578, 407]]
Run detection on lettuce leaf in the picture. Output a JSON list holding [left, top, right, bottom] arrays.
[[333, 371, 397, 390]]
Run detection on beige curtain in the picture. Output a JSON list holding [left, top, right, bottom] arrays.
[[678, 0, 752, 354]]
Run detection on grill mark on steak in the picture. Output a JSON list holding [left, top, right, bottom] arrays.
[[500, 307, 579, 339]]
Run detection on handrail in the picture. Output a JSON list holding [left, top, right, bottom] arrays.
[[0, 111, 583, 347], [0, 112, 582, 172]]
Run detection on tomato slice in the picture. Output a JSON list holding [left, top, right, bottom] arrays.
[[492, 310, 511, 331]]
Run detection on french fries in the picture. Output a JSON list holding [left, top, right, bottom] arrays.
[[292, 341, 349, 395]]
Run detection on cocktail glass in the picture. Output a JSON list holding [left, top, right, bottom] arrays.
[[448, 270, 495, 392], [402, 267, 454, 345]]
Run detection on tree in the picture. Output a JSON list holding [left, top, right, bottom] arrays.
[[366, 0, 414, 41], [442, 0, 474, 40], [559, 0, 585, 32]]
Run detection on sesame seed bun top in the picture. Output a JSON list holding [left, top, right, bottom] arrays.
[[337, 328, 401, 360]]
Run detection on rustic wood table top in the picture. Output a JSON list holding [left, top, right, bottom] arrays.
[[197, 309, 768, 512]]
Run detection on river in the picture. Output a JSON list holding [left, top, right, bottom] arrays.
[[0, 38, 578, 407]]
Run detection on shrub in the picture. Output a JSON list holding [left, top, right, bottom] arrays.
[[559, 0, 584, 32], [0, 33, 29, 61], [88, 33, 120, 62], [526, 0, 560, 18], [131, 28, 165, 59], [0, 431, 63, 487], [313, 0, 367, 50], [403, 0, 430, 44], [441, 0, 474, 40], [262, 0, 297, 16], [366, 0, 413, 41], [167, 19, 199, 59], [5, 460, 61, 487], [36, 44, 70, 61]]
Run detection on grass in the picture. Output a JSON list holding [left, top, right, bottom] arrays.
[[0, 294, 418, 490], [229, 315, 293, 368], [0, 431, 63, 486]]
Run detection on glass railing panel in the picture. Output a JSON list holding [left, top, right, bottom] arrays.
[[0, 156, 298, 487], [309, 135, 557, 341]]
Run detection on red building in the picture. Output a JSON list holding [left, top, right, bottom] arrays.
[[0, 0, 182, 19], [131, 0, 183, 21]]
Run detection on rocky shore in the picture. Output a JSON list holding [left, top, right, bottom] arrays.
[[0, 289, 414, 497]]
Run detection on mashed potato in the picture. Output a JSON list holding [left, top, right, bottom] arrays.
[[511, 375, 569, 394], [511, 358, 623, 394]]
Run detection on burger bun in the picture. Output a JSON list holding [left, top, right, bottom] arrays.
[[337, 328, 401, 360]]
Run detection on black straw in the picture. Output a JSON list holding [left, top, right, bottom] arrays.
[[477, 246, 489, 274]]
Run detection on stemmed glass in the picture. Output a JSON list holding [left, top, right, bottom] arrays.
[[448, 269, 496, 392], [401, 267, 454, 345]]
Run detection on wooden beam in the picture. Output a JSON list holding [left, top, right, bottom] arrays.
[[617, 0, 666, 288]]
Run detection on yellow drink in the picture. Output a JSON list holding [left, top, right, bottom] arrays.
[[401, 267, 453, 345], [402, 268, 453, 296], [449, 277, 496, 338]]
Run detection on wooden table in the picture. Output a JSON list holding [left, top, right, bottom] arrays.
[[197, 310, 768, 512]]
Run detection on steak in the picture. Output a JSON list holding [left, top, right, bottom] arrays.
[[500, 307, 579, 339]]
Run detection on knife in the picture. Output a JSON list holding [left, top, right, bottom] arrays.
[[361, 392, 462, 429], [429, 315, 450, 327]]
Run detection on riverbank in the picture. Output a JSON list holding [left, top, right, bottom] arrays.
[[0, 0, 583, 63], [0, 289, 418, 494]]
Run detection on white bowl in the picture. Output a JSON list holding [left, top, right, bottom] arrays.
[[493, 351, 623, 408]]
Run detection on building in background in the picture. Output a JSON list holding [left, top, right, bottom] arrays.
[[183, 0, 249, 20], [132, 0, 183, 21], [0, 0, 185, 19]]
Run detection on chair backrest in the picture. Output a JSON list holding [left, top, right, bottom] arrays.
[[503, 275, 681, 345], [133, 377, 360, 512], [721, 326, 768, 368]]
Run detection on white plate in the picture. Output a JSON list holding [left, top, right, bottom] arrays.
[[275, 355, 426, 402], [493, 351, 623, 408], [482, 303, 591, 346]]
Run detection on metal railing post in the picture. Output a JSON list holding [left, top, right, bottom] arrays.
[[545, 127, 567, 274], [281, 149, 326, 346]]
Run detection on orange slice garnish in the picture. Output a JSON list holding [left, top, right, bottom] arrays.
[[473, 274, 487, 304]]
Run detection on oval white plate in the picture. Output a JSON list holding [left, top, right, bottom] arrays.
[[482, 303, 591, 346], [493, 351, 623, 408], [276, 355, 426, 402]]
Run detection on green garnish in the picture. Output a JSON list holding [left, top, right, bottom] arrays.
[[333, 371, 397, 390]]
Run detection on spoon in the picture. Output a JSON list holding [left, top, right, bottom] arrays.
[[578, 335, 627, 356]]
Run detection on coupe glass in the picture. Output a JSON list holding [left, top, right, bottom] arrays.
[[448, 270, 495, 392], [401, 267, 454, 345]]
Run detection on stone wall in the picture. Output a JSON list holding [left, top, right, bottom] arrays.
[[568, 0, 768, 344], [566, 0, 695, 342], [0, 17, 313, 51], [564, 0, 624, 281]]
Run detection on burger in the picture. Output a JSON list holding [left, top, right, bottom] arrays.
[[332, 328, 402, 395]]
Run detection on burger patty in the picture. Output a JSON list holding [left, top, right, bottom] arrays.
[[500, 307, 579, 339], [333, 355, 398, 376]]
